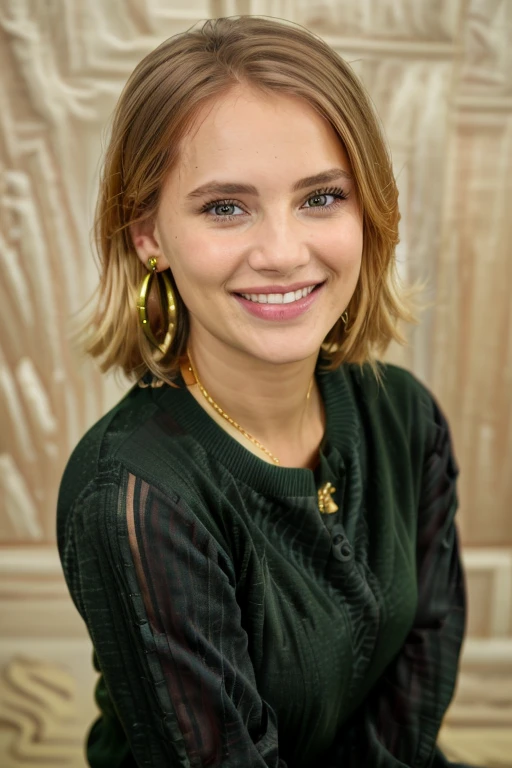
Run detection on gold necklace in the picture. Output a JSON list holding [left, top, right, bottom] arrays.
[[187, 351, 313, 464], [186, 352, 338, 513]]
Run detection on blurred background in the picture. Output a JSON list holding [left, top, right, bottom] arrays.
[[0, 0, 511, 766]]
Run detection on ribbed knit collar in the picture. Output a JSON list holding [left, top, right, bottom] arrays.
[[154, 357, 361, 499]]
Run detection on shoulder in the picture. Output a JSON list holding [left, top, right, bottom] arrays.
[[57, 382, 178, 517], [57, 379, 223, 543], [349, 361, 432, 413], [346, 362, 456, 464]]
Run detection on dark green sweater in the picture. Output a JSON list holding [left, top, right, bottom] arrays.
[[57, 360, 466, 768]]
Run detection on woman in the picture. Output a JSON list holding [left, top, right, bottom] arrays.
[[57, 15, 471, 768]]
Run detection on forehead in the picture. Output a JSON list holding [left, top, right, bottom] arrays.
[[172, 86, 349, 186]]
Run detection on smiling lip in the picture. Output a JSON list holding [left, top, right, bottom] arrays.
[[233, 281, 325, 321], [232, 281, 324, 294]]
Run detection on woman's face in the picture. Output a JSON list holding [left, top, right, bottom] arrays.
[[134, 85, 363, 366]]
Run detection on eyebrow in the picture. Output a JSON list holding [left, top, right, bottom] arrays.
[[185, 168, 352, 201]]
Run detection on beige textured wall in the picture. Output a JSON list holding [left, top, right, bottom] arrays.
[[1, 1, 511, 766]]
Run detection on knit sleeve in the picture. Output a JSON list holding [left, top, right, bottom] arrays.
[[324, 393, 466, 768], [60, 464, 286, 768]]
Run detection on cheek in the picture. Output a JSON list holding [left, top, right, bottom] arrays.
[[325, 222, 363, 272], [166, 234, 232, 297]]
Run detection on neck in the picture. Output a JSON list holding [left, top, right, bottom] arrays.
[[184, 335, 325, 467]]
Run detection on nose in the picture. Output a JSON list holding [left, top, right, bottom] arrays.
[[246, 214, 311, 275]]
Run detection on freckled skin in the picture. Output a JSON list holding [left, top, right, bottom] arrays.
[[130, 84, 364, 447]]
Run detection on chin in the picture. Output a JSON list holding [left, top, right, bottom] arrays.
[[241, 339, 322, 367]]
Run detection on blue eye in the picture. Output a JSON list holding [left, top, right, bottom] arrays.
[[303, 189, 348, 209], [199, 186, 349, 222], [204, 202, 245, 219]]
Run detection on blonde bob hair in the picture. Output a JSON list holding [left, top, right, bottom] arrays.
[[84, 15, 415, 384]]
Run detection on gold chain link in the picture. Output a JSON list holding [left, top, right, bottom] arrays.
[[185, 352, 336, 514], [186, 351, 314, 466]]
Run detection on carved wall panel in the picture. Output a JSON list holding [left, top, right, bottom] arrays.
[[1, 0, 510, 541], [0, 549, 97, 768], [1, 0, 511, 765]]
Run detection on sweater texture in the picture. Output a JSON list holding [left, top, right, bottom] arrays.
[[57, 360, 466, 768]]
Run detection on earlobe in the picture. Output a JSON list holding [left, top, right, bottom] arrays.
[[129, 220, 170, 270]]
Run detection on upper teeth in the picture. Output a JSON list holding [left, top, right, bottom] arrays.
[[240, 285, 316, 304]]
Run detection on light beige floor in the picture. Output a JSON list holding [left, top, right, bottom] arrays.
[[438, 668, 512, 767], [1, 654, 510, 767], [439, 726, 512, 767]]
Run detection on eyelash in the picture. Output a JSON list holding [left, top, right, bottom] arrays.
[[198, 186, 349, 222]]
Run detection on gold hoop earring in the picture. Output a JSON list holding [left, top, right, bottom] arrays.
[[136, 256, 177, 356], [341, 310, 349, 330]]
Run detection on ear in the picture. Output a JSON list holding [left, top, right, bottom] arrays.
[[129, 218, 171, 271]]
